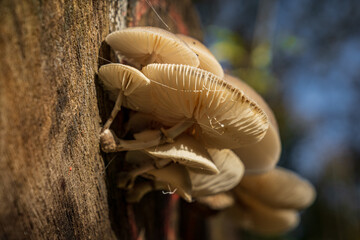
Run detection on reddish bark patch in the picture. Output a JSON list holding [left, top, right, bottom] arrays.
[[169, 5, 189, 35]]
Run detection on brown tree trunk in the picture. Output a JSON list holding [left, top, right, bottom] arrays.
[[0, 0, 202, 239]]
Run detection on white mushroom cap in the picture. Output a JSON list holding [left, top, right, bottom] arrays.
[[190, 149, 244, 197], [224, 74, 281, 172], [141, 64, 269, 149], [229, 191, 299, 235], [237, 167, 316, 209], [144, 134, 219, 175], [125, 133, 219, 175], [98, 63, 153, 112], [176, 34, 224, 78], [106, 27, 200, 67]]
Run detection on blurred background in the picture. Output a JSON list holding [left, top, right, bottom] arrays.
[[193, 0, 360, 239]]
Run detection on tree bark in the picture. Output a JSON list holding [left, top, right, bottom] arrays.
[[0, 0, 202, 239]]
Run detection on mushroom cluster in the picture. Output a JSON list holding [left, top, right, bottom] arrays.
[[98, 26, 315, 235]]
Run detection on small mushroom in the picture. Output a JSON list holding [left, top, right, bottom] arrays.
[[176, 34, 224, 78], [224, 74, 281, 172], [141, 64, 269, 149], [105, 26, 200, 67], [118, 132, 219, 190], [229, 191, 299, 235], [237, 167, 316, 209], [98, 63, 152, 125], [98, 63, 153, 152]]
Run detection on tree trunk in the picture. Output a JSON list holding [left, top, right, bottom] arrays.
[[0, 0, 202, 239]]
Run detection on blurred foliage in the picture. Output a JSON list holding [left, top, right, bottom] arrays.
[[207, 26, 278, 97], [209, 27, 247, 66], [279, 35, 303, 55]]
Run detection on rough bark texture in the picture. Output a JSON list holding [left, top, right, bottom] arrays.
[[0, 0, 202, 239]]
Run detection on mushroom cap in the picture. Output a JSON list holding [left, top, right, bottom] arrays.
[[127, 131, 219, 174], [237, 167, 316, 209], [229, 191, 299, 235], [224, 74, 281, 172], [98, 63, 153, 112], [190, 149, 244, 197], [144, 134, 219, 175], [234, 125, 280, 173], [176, 34, 224, 78], [196, 193, 235, 210], [224, 74, 278, 128], [106, 27, 200, 67], [141, 64, 269, 149]]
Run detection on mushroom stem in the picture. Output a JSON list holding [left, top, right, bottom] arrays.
[[103, 92, 124, 130], [101, 129, 161, 152], [161, 119, 194, 141]]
